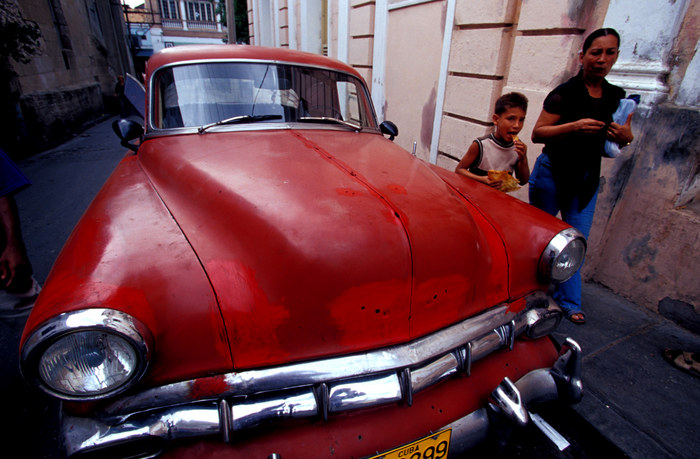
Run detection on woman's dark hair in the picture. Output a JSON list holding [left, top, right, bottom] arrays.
[[582, 28, 620, 54]]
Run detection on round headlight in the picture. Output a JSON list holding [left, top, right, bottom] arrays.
[[21, 309, 152, 401], [39, 331, 139, 397], [538, 228, 587, 283]]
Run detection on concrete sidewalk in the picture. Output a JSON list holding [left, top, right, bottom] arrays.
[[552, 282, 700, 459]]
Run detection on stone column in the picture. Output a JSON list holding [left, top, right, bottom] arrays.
[[179, 0, 188, 31], [603, 0, 690, 114]]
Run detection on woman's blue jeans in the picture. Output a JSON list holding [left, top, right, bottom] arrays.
[[528, 153, 597, 315]]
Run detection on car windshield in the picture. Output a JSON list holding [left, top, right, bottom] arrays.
[[152, 62, 377, 130]]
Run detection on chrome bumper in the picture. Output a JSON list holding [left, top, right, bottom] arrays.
[[61, 294, 580, 458], [446, 337, 582, 457]]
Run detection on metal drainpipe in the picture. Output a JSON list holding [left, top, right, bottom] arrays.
[[429, 0, 456, 165]]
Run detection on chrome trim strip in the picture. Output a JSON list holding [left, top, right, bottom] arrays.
[[411, 353, 459, 393], [231, 389, 318, 431], [63, 405, 221, 457], [62, 338, 583, 458], [100, 292, 557, 418], [328, 373, 402, 413]]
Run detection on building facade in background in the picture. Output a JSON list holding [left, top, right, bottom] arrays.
[[247, 0, 700, 330], [123, 0, 228, 77], [3, 0, 133, 156], [3, 1, 230, 155]]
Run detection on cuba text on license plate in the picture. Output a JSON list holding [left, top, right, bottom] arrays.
[[370, 428, 451, 459]]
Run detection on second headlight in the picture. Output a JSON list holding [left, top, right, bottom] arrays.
[[538, 228, 587, 283]]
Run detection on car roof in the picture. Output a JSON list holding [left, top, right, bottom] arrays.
[[145, 44, 364, 81]]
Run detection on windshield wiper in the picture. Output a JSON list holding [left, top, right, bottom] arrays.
[[298, 117, 361, 132], [198, 114, 282, 134]]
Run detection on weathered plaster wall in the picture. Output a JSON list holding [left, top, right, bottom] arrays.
[[15, 0, 117, 97], [19, 84, 103, 150], [585, 105, 699, 320], [384, 2, 445, 160], [580, 0, 700, 327]]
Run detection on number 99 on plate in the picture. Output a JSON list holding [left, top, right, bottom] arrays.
[[369, 428, 451, 459]]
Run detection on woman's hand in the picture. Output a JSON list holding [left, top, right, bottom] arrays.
[[607, 112, 634, 145], [573, 118, 606, 135]]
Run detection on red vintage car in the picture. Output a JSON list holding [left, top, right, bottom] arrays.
[[20, 45, 585, 458]]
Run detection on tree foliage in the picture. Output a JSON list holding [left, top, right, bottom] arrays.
[[214, 0, 249, 43]]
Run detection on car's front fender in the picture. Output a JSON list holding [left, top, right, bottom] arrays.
[[20, 154, 233, 387]]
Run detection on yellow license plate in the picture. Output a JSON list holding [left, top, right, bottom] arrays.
[[370, 428, 451, 459]]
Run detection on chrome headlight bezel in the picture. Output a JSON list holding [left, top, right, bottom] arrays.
[[21, 309, 152, 401], [538, 228, 587, 284]]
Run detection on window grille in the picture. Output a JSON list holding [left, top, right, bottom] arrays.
[[186, 1, 215, 22], [160, 0, 179, 20]]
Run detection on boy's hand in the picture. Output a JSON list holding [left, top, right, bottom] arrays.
[[513, 135, 527, 159], [485, 177, 503, 189]]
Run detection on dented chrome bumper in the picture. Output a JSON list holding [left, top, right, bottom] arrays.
[[60, 293, 582, 458]]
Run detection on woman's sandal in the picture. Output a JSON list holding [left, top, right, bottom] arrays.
[[567, 312, 586, 324], [663, 349, 700, 378]]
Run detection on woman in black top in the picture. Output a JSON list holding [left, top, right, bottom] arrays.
[[528, 28, 634, 324]]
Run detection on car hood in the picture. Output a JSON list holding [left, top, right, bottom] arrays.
[[138, 129, 508, 369]]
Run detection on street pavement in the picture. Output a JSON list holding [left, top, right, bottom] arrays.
[[553, 283, 700, 459], [1, 115, 698, 458]]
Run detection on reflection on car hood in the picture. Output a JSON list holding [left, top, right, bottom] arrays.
[[139, 129, 508, 369]]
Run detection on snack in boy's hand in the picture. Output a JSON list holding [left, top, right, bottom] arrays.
[[488, 170, 520, 192]]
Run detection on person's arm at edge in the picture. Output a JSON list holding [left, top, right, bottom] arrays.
[[0, 195, 31, 289], [531, 109, 606, 143]]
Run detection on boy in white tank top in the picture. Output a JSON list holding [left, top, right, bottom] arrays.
[[455, 92, 529, 192]]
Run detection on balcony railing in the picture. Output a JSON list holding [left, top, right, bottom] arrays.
[[162, 18, 183, 28], [162, 18, 218, 31], [188, 20, 217, 31]]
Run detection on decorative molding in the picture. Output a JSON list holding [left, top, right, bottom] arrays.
[[607, 61, 670, 113]]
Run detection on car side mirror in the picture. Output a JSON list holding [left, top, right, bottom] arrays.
[[112, 119, 144, 152], [380, 121, 398, 141]]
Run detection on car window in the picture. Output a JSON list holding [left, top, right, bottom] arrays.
[[152, 62, 377, 130]]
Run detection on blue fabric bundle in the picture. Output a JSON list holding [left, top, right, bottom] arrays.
[[604, 95, 639, 158]]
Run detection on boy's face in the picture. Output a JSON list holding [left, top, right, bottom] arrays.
[[492, 107, 526, 143]]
